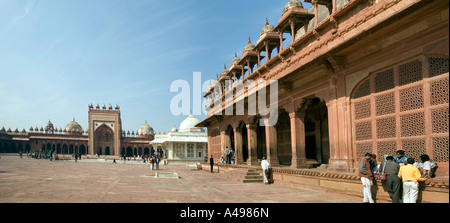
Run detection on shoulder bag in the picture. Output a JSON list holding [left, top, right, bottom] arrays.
[[379, 162, 387, 181]]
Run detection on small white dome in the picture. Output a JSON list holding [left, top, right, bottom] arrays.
[[179, 114, 201, 131]]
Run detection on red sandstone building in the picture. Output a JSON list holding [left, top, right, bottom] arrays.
[[0, 104, 156, 158], [198, 0, 449, 176]]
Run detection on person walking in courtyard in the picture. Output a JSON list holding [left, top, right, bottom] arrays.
[[155, 156, 159, 170], [209, 155, 214, 173], [398, 158, 426, 203], [261, 157, 270, 184], [150, 156, 154, 170], [380, 156, 401, 203], [359, 153, 375, 203]]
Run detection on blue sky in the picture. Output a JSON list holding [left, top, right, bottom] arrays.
[[0, 0, 312, 133]]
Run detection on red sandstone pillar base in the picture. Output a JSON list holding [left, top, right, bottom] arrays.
[[291, 158, 309, 169], [327, 158, 356, 173]]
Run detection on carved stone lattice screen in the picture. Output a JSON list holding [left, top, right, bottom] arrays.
[[352, 56, 449, 164]]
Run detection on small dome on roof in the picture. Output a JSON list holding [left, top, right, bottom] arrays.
[[259, 19, 274, 38], [180, 114, 201, 131], [65, 118, 83, 133], [243, 38, 256, 53], [220, 65, 229, 77], [230, 53, 240, 68], [138, 121, 154, 136], [45, 120, 54, 131], [282, 0, 304, 15]]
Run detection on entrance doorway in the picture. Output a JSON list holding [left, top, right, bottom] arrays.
[[304, 98, 330, 166], [94, 124, 114, 156]]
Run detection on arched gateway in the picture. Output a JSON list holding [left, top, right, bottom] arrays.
[[94, 124, 114, 156]]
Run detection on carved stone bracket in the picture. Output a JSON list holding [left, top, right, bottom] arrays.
[[325, 55, 344, 73], [281, 81, 293, 93]]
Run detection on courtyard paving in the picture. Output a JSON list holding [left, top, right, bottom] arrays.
[[0, 155, 363, 203]]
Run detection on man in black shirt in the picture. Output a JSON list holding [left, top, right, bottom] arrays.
[[209, 155, 214, 173]]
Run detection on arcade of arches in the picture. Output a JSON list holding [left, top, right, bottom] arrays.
[[0, 104, 155, 158], [206, 97, 330, 169], [199, 0, 449, 174]]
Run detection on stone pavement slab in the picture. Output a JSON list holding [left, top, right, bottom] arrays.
[[0, 156, 363, 203]]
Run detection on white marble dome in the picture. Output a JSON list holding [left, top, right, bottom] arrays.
[[179, 114, 201, 131]]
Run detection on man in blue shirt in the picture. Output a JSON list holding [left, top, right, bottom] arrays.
[[394, 150, 408, 164]]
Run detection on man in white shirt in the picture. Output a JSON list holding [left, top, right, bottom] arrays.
[[414, 154, 435, 178], [261, 157, 270, 184]]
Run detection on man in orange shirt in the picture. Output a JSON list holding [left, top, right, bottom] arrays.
[[398, 158, 426, 203]]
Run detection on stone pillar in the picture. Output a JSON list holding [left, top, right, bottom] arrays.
[[234, 127, 244, 165], [332, 0, 337, 13], [290, 111, 308, 169], [265, 42, 271, 60], [184, 142, 188, 159], [313, 1, 319, 27], [247, 124, 258, 165], [193, 143, 197, 160], [168, 143, 174, 159], [220, 131, 226, 159], [290, 20, 296, 43], [257, 50, 261, 68], [265, 123, 279, 166], [326, 97, 355, 172]]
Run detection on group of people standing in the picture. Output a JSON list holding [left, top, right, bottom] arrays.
[[148, 156, 161, 170], [220, 146, 234, 164], [359, 150, 437, 203]]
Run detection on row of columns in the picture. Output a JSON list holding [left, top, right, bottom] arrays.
[[221, 110, 311, 169]]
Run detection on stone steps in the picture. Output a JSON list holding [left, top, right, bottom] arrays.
[[243, 169, 263, 183]]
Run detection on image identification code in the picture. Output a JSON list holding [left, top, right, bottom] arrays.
[[223, 208, 269, 218]]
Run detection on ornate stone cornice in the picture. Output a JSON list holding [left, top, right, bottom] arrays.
[[262, 0, 405, 80]]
